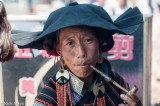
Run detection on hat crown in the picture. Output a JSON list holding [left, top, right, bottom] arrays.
[[43, 3, 113, 33], [11, 3, 143, 55]]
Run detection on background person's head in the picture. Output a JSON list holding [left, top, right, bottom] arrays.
[[0, 1, 15, 63]]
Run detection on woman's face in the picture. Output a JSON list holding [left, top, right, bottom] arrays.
[[58, 26, 100, 78]]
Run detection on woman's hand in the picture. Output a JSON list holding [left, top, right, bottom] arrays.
[[118, 93, 142, 106], [118, 86, 143, 106]]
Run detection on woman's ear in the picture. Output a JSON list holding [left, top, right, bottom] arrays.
[[56, 44, 61, 56]]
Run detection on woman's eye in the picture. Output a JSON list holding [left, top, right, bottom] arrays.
[[66, 41, 73, 46], [84, 39, 92, 43]]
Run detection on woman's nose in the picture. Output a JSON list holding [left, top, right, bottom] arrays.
[[76, 44, 86, 58]]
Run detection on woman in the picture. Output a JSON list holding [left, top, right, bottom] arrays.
[[0, 1, 15, 63], [11, 2, 143, 106]]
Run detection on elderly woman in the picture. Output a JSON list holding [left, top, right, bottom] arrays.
[[11, 2, 143, 106]]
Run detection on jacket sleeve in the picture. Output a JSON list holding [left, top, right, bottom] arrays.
[[33, 77, 57, 106]]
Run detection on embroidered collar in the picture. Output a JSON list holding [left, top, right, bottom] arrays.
[[69, 64, 109, 105]]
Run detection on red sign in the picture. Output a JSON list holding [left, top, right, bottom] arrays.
[[107, 35, 134, 61]]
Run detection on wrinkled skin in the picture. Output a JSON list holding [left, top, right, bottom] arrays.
[[57, 26, 99, 79], [57, 26, 142, 106]]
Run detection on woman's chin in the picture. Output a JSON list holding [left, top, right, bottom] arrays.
[[72, 66, 93, 78]]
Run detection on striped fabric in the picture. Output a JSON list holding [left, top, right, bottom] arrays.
[[34, 59, 129, 106], [71, 91, 82, 105]]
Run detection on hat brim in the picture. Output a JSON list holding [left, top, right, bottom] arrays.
[[11, 5, 143, 51]]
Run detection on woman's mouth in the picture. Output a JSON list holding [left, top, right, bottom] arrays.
[[76, 63, 90, 68]]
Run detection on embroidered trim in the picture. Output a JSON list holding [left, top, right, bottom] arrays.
[[44, 85, 56, 93], [84, 103, 94, 106], [35, 98, 53, 106], [39, 92, 57, 103], [56, 82, 67, 106], [50, 78, 56, 85], [33, 101, 44, 106], [69, 72, 84, 95], [67, 82, 73, 106]]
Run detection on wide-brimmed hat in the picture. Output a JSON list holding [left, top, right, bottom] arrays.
[[11, 2, 143, 55]]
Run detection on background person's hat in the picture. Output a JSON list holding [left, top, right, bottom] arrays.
[[11, 2, 143, 55]]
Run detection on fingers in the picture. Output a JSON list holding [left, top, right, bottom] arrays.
[[120, 94, 136, 105], [129, 86, 138, 96], [120, 93, 143, 106], [127, 86, 139, 102]]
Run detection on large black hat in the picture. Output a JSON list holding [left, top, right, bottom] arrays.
[[11, 2, 143, 55]]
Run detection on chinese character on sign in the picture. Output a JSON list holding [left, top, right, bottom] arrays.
[[14, 49, 33, 58], [107, 35, 134, 61], [19, 77, 37, 97]]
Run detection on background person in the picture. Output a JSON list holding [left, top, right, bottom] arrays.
[[0, 1, 15, 63]]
